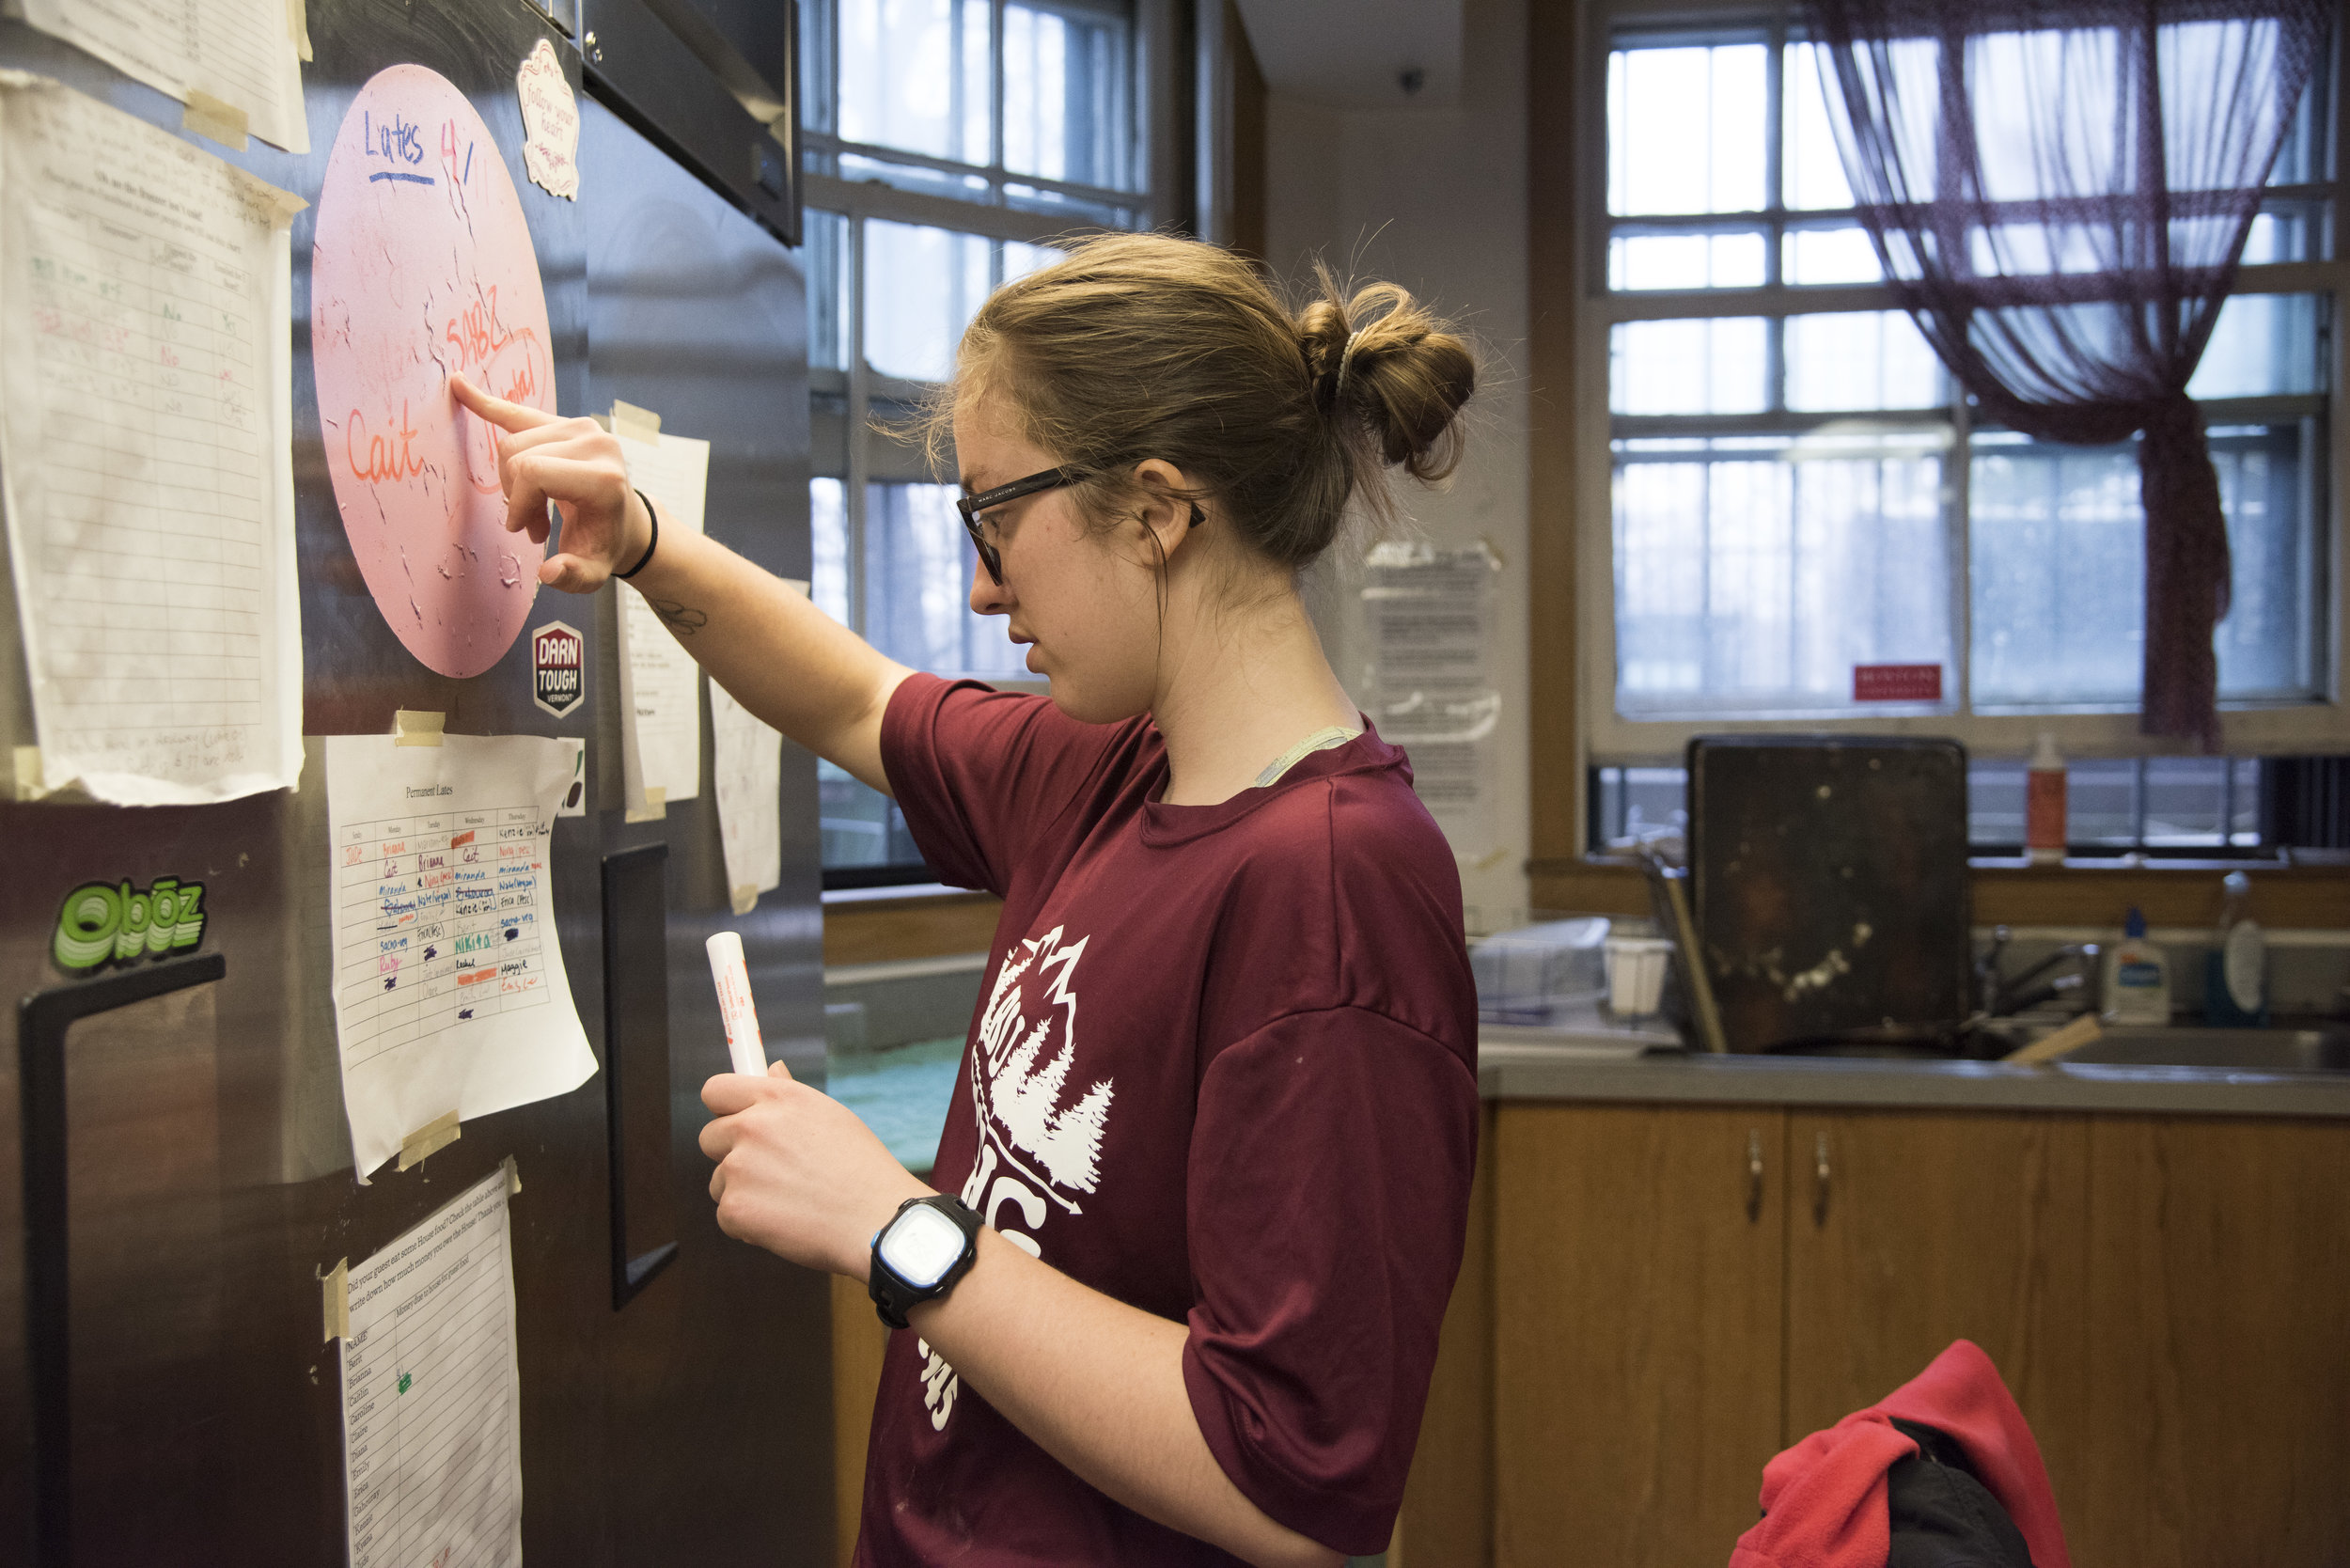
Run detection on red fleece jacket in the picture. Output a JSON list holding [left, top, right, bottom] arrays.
[[1728, 1340, 2070, 1568]]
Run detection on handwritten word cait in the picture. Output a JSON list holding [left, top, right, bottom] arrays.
[[313, 64, 556, 679]]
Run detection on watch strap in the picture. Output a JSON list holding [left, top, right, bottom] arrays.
[[868, 1194, 982, 1330]]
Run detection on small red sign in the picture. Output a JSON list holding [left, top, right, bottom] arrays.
[[1853, 663, 1944, 702]]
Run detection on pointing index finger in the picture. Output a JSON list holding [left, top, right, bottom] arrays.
[[449, 371, 556, 434]]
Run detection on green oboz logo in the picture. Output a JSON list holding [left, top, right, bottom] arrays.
[[52, 877, 208, 972]]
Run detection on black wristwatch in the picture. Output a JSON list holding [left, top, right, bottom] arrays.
[[868, 1194, 983, 1329]]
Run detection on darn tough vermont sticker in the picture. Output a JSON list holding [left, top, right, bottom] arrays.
[[532, 620, 585, 718], [53, 877, 209, 972]]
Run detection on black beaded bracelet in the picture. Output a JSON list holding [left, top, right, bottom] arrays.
[[616, 487, 660, 579]]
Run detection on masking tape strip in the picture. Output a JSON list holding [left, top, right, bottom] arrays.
[[288, 0, 313, 59], [623, 783, 666, 823], [13, 745, 47, 801], [181, 90, 249, 149], [730, 884, 760, 917], [321, 1257, 350, 1342], [503, 1154, 522, 1196], [610, 400, 662, 444], [393, 710, 446, 747], [398, 1108, 462, 1169]]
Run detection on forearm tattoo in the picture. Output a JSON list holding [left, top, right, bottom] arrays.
[[649, 598, 709, 636]]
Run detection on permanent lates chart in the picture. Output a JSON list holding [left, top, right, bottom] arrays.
[[325, 733, 594, 1178]]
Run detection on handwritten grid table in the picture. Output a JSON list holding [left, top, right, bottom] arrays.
[[334, 806, 551, 1067]]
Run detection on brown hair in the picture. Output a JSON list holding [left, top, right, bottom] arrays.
[[932, 232, 1476, 572]]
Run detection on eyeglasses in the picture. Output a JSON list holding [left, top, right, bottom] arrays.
[[956, 465, 1208, 587], [957, 467, 1074, 587]]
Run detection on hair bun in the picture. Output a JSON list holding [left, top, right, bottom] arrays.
[[1297, 269, 1476, 482]]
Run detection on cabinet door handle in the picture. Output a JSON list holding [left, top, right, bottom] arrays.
[[1812, 1131, 1832, 1225], [1745, 1129, 1764, 1221]]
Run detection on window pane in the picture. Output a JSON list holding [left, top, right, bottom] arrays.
[[1968, 423, 2317, 706], [1613, 432, 1952, 714], [1785, 311, 1944, 412], [1608, 43, 1766, 215], [1003, 2, 1132, 189], [1004, 240, 1062, 282], [811, 477, 849, 626], [1783, 42, 1855, 210], [2145, 756, 2228, 847], [805, 210, 851, 371], [863, 221, 993, 381], [1610, 318, 1769, 415], [2067, 758, 2140, 846], [2186, 293, 2322, 400], [821, 759, 928, 868], [862, 482, 1029, 679], [1783, 225, 1883, 284], [838, 0, 990, 164], [1608, 231, 1766, 290]]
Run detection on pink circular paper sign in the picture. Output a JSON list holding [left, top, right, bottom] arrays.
[[313, 65, 554, 678]]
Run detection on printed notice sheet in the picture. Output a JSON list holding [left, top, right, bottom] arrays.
[[711, 679, 782, 915], [0, 75, 303, 804], [327, 734, 596, 1179], [613, 423, 710, 820], [342, 1166, 522, 1568], [1361, 541, 1503, 859], [7, 0, 311, 153]]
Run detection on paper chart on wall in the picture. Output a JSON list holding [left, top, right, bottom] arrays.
[[311, 65, 554, 680], [0, 74, 304, 805], [710, 679, 782, 916], [341, 1165, 522, 1568], [6, 0, 310, 153], [326, 732, 596, 1180], [613, 421, 710, 820], [1361, 541, 1504, 860]]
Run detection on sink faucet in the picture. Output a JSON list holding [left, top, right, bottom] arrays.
[[1979, 925, 2101, 1017]]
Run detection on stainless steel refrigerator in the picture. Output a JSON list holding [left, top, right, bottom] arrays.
[[0, 0, 830, 1560]]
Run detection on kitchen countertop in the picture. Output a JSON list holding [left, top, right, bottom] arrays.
[[1479, 1006, 2350, 1119]]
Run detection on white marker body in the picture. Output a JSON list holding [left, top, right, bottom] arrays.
[[704, 931, 768, 1076]]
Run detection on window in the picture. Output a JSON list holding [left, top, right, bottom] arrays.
[[799, 0, 1158, 883], [1584, 13, 2343, 782]]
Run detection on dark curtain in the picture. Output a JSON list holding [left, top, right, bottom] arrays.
[[1801, 0, 2329, 748]]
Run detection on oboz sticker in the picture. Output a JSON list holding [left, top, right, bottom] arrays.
[[53, 876, 208, 972], [532, 619, 584, 718]]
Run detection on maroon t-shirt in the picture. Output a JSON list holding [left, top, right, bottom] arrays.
[[854, 674, 1480, 1565]]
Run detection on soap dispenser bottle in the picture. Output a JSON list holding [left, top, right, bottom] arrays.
[[2205, 870, 2268, 1026], [2102, 907, 2171, 1026]]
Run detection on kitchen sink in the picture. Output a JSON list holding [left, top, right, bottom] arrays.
[[2057, 1026, 2350, 1074]]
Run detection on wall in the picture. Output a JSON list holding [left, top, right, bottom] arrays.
[[1258, 0, 1533, 927]]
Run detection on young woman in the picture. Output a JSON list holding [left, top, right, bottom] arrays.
[[451, 233, 1480, 1568]]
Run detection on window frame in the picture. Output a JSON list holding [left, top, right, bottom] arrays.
[[1574, 1, 2350, 776], [801, 0, 1179, 660]]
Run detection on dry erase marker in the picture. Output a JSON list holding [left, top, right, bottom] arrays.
[[704, 931, 768, 1076]]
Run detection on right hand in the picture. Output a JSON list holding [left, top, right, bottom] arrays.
[[449, 373, 651, 593]]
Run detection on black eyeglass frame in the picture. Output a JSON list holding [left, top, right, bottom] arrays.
[[957, 466, 1206, 587], [957, 466, 1075, 587]]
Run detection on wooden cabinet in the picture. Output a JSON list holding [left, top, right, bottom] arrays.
[[1784, 1112, 2092, 1522], [2076, 1118, 2350, 1567], [1490, 1105, 1788, 1568], [1434, 1104, 2350, 1568]]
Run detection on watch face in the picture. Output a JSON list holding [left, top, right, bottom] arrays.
[[878, 1204, 967, 1290]]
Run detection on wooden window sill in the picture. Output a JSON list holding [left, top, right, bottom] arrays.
[[1528, 856, 2350, 931], [822, 887, 1003, 968]]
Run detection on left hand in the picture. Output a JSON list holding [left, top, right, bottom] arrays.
[[700, 1060, 932, 1278]]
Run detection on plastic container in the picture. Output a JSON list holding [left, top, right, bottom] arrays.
[[2026, 731, 2067, 865], [2101, 907, 2171, 1026], [2205, 870, 2268, 1026], [1604, 935, 1675, 1020], [1471, 917, 1609, 1022]]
